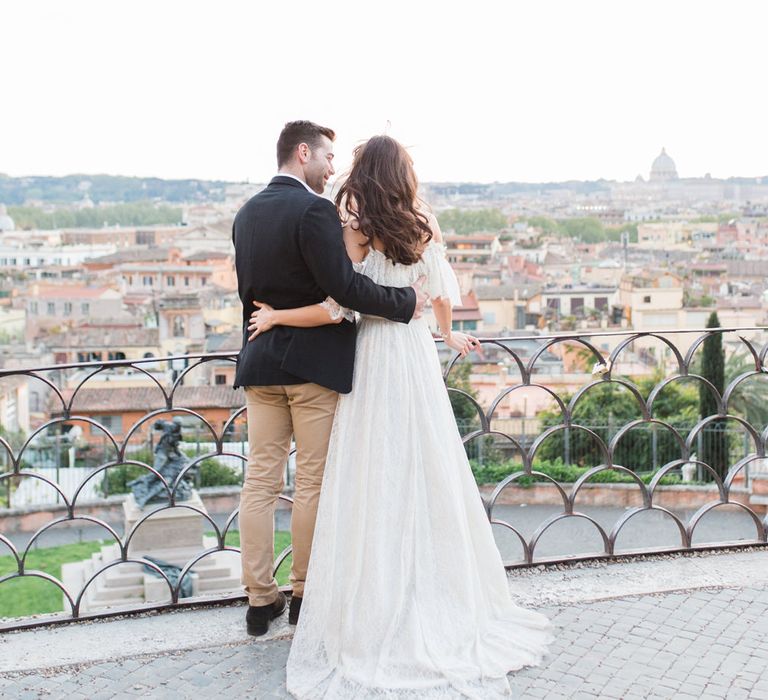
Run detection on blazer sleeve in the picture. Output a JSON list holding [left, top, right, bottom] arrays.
[[298, 197, 416, 323]]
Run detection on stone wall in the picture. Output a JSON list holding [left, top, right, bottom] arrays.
[[2, 481, 764, 535]]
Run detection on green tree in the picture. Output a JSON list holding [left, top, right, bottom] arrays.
[[722, 350, 768, 428], [609, 222, 638, 243], [699, 312, 728, 479], [526, 216, 560, 235], [437, 208, 508, 235], [557, 217, 606, 243], [445, 362, 481, 430], [9, 201, 183, 230], [535, 374, 698, 470]]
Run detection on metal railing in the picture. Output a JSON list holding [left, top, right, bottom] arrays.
[[1, 326, 767, 629]]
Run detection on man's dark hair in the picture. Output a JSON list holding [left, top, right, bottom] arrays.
[[276, 120, 336, 167]]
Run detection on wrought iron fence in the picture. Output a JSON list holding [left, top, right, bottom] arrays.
[[1, 326, 767, 629]]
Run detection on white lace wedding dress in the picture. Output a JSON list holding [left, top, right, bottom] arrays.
[[286, 242, 552, 699]]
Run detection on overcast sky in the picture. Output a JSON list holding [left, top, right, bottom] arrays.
[[2, 0, 766, 184]]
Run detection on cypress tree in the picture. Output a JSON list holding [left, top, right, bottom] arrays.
[[699, 312, 728, 479]]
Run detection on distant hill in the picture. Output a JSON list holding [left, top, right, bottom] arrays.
[[0, 174, 232, 205]]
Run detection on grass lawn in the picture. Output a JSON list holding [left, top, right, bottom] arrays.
[[0, 531, 292, 620]]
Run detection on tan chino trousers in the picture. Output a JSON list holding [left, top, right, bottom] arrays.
[[240, 383, 338, 606]]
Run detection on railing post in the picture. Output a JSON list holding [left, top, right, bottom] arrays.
[[697, 422, 704, 481], [55, 427, 61, 505]]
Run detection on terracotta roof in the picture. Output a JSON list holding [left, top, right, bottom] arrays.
[[453, 309, 483, 321], [32, 285, 119, 299], [475, 283, 542, 300], [117, 263, 214, 273], [716, 296, 762, 309], [46, 327, 159, 349], [183, 251, 232, 262], [58, 385, 245, 413], [206, 330, 242, 353], [455, 291, 479, 311], [725, 260, 768, 276], [543, 251, 570, 266], [86, 248, 171, 265]]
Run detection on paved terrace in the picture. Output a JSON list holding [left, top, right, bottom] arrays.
[[2, 548, 768, 699]]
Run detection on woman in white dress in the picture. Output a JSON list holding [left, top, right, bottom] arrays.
[[247, 135, 552, 699]]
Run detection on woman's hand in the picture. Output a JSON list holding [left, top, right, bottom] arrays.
[[443, 331, 481, 358], [248, 301, 278, 340]]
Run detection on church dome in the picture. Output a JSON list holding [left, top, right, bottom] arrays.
[[0, 204, 15, 232], [650, 148, 678, 181]]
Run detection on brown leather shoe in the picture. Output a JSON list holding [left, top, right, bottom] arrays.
[[246, 592, 287, 636], [288, 595, 302, 625]]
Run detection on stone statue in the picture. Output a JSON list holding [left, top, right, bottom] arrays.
[[142, 555, 194, 598], [128, 418, 197, 508]]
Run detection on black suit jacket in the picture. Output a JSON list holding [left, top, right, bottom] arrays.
[[233, 176, 416, 393]]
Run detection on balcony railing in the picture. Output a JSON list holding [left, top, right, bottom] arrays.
[[1, 326, 767, 630]]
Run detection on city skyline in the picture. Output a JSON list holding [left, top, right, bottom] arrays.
[[2, 1, 767, 184]]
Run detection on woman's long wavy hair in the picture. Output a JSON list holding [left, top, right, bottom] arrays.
[[334, 135, 432, 265]]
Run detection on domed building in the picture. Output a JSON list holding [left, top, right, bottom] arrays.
[[0, 204, 15, 232], [650, 148, 678, 181]]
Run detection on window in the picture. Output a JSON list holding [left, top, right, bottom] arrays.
[[215, 374, 227, 385], [571, 297, 584, 316], [47, 302, 55, 315], [184, 276, 190, 287], [594, 297, 608, 311], [23, 258, 31, 266], [30, 302, 38, 315], [173, 315, 185, 337], [643, 295, 651, 303], [92, 415, 123, 434], [81, 302, 90, 315], [63, 302, 72, 316], [454, 320, 477, 331], [201, 278, 207, 286], [166, 276, 175, 287]]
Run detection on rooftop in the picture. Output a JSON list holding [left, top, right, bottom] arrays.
[[86, 248, 172, 265], [475, 282, 542, 300], [56, 385, 245, 413], [45, 326, 159, 349], [29, 285, 120, 300]]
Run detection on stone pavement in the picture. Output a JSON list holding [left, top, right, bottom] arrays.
[[2, 550, 768, 699]]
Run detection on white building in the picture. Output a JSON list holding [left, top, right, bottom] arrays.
[[0, 228, 116, 270]]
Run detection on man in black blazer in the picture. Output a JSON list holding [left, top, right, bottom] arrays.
[[233, 121, 426, 636]]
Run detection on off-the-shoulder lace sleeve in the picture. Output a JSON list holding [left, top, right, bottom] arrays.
[[318, 296, 355, 323], [422, 242, 463, 307]]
